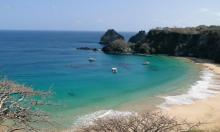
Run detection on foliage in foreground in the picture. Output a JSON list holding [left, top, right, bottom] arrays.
[[76, 112, 201, 132], [0, 79, 52, 132]]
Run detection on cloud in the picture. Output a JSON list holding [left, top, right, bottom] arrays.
[[199, 8, 220, 18]]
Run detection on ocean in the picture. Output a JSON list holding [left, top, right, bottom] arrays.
[[0, 30, 202, 128]]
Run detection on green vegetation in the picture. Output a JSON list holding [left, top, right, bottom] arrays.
[[101, 25, 220, 63]]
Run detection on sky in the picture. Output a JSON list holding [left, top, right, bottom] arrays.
[[0, 0, 220, 31]]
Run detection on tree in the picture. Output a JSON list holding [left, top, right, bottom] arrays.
[[76, 112, 201, 132], [0, 79, 53, 132]]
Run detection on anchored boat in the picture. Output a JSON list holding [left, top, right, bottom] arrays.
[[88, 57, 96, 62], [143, 61, 150, 65], [112, 68, 118, 73]]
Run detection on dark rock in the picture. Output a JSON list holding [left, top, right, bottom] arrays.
[[102, 39, 132, 54], [100, 29, 124, 45], [76, 47, 100, 51], [129, 31, 146, 44], [67, 90, 75, 97], [145, 26, 220, 62], [130, 43, 152, 54], [100, 25, 220, 63]]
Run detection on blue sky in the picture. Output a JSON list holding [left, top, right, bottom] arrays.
[[0, 0, 220, 31]]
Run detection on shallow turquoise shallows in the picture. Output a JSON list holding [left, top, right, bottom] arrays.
[[0, 31, 200, 127]]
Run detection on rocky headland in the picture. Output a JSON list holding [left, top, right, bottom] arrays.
[[102, 39, 132, 54], [100, 29, 124, 45], [100, 25, 220, 63]]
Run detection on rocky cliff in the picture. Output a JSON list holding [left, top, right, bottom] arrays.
[[101, 26, 220, 62], [100, 29, 124, 45], [128, 31, 146, 44], [146, 26, 220, 62], [102, 39, 132, 54]]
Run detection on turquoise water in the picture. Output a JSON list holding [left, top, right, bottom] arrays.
[[0, 31, 200, 128]]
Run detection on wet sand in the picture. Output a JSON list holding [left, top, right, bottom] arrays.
[[165, 59, 220, 131]]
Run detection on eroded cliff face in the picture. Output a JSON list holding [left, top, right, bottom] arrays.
[[146, 26, 220, 62], [101, 26, 220, 62]]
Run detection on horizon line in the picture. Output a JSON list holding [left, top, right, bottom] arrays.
[[0, 29, 138, 33]]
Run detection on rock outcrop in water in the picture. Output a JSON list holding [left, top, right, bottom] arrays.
[[102, 39, 132, 54], [100, 29, 124, 45], [130, 43, 152, 54], [101, 25, 220, 62], [129, 30, 146, 44], [128, 31, 152, 54], [76, 47, 100, 52]]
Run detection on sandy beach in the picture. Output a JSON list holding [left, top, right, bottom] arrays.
[[165, 59, 220, 131]]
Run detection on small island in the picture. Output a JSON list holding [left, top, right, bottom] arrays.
[[99, 29, 125, 45]]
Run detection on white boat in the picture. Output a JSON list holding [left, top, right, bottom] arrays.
[[143, 61, 150, 65], [88, 57, 96, 62], [112, 68, 118, 73]]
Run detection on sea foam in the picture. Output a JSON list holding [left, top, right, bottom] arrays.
[[73, 69, 219, 127], [159, 68, 220, 109], [73, 110, 136, 127]]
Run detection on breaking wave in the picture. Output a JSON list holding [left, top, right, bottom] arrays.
[[159, 68, 220, 109], [73, 110, 136, 127]]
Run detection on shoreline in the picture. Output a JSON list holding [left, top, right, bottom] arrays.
[[71, 57, 220, 131], [164, 57, 220, 131], [62, 56, 220, 132], [51, 56, 220, 131], [66, 56, 209, 130]]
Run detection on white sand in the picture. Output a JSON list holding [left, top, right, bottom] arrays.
[[165, 61, 220, 131]]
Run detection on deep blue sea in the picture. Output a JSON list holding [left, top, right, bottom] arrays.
[[0, 30, 201, 128]]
